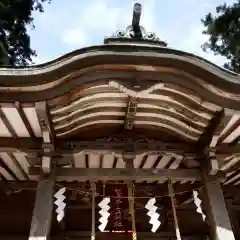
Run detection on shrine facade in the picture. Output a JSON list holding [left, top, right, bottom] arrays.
[[0, 3, 240, 240]]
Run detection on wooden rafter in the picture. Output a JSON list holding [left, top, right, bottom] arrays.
[[85, 154, 89, 168], [7, 153, 29, 180], [112, 157, 118, 168], [217, 117, 240, 145], [69, 155, 76, 168], [0, 158, 18, 180], [99, 154, 103, 168], [15, 101, 36, 139], [0, 108, 17, 138]]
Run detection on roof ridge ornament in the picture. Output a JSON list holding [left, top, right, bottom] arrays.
[[104, 3, 167, 47]]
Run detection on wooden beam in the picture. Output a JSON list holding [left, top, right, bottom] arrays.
[[0, 138, 42, 152], [196, 109, 224, 150], [202, 168, 235, 240], [213, 144, 240, 154], [0, 180, 202, 192], [28, 155, 71, 167], [29, 167, 202, 181], [0, 232, 208, 240], [226, 200, 240, 239], [207, 152, 220, 176], [15, 101, 36, 139], [0, 137, 239, 156], [0, 138, 195, 154], [60, 140, 196, 155], [29, 174, 55, 240], [35, 101, 55, 174]]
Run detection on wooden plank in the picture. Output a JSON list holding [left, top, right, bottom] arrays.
[[29, 175, 55, 240], [202, 168, 235, 240], [29, 167, 202, 181]]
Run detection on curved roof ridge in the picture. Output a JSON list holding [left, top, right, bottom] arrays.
[[0, 44, 239, 79]]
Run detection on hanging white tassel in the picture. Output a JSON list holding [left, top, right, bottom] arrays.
[[98, 197, 110, 232], [145, 198, 161, 232], [168, 180, 182, 240], [54, 187, 66, 223], [193, 190, 206, 221]]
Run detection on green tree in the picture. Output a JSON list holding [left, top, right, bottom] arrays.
[[201, 1, 240, 73], [0, 0, 51, 66]]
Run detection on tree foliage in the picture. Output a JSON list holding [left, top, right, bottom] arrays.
[[201, 0, 240, 73], [0, 0, 51, 66]]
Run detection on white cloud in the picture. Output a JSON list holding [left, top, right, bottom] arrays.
[[62, 28, 88, 48], [29, 0, 230, 68], [59, 0, 158, 48], [32, 55, 50, 64]]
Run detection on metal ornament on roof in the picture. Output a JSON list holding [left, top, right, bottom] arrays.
[[145, 198, 161, 233], [104, 3, 167, 47]]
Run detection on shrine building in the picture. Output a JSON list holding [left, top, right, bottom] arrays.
[[0, 3, 240, 240]]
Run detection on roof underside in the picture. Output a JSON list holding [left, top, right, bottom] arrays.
[[0, 45, 239, 186], [0, 44, 240, 238]]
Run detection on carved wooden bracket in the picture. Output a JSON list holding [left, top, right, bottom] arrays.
[[122, 152, 135, 169], [35, 101, 54, 174], [124, 97, 138, 130], [208, 151, 220, 176]]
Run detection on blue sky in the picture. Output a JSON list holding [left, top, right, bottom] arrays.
[[29, 0, 236, 67]]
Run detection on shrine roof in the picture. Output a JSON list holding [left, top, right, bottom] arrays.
[[0, 3, 240, 188]]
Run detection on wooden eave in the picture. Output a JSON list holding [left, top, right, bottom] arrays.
[[0, 44, 239, 187], [0, 45, 239, 107]]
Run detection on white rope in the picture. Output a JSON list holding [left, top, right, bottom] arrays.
[[168, 179, 182, 240], [91, 183, 96, 240], [128, 183, 137, 240]]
